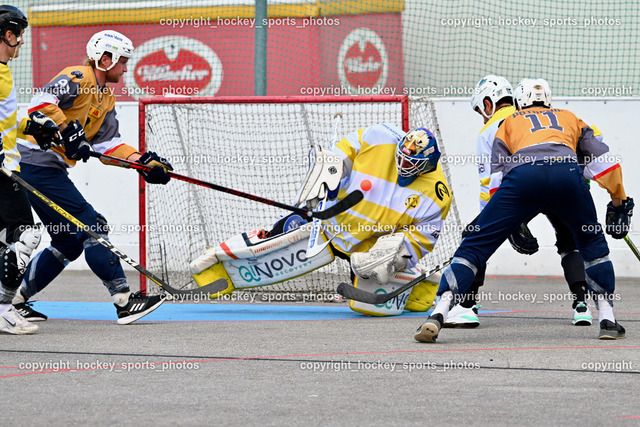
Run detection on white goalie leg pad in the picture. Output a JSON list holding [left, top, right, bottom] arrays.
[[189, 247, 219, 275], [350, 233, 411, 285], [12, 226, 42, 274], [350, 267, 437, 316], [190, 225, 334, 290], [294, 145, 344, 210]]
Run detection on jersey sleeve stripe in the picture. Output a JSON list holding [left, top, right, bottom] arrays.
[[592, 163, 620, 180]]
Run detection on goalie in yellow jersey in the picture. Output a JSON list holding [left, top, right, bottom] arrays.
[[190, 123, 453, 316]]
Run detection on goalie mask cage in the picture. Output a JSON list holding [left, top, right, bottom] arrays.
[[139, 96, 461, 296]]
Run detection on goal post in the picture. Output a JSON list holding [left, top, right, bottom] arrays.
[[138, 95, 461, 295]]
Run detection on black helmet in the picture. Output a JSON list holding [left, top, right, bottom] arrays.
[[0, 5, 27, 47]]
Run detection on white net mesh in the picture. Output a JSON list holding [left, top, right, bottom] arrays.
[[141, 97, 461, 295]]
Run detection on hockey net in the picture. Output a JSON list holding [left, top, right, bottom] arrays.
[[139, 96, 461, 296]]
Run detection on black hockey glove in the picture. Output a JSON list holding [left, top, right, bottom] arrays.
[[61, 120, 91, 162], [605, 197, 634, 239], [137, 151, 173, 185], [508, 222, 539, 255], [24, 111, 62, 150]]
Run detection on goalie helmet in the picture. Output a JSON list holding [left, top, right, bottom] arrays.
[[514, 78, 552, 109], [86, 30, 134, 72], [470, 75, 513, 119], [395, 127, 440, 187], [0, 5, 28, 48]]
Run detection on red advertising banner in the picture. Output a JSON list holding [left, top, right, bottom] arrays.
[[29, 3, 404, 100]]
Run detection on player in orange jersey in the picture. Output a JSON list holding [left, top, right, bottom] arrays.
[[415, 78, 633, 342]]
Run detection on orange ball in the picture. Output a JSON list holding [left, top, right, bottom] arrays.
[[360, 179, 372, 191]]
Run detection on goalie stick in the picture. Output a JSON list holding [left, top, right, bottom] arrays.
[[336, 273, 427, 305], [307, 112, 343, 258], [0, 166, 227, 298], [89, 151, 363, 220], [625, 235, 640, 262]]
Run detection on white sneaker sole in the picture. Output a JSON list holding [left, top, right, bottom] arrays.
[[117, 298, 165, 325], [414, 320, 441, 343]]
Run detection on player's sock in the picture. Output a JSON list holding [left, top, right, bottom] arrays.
[[11, 288, 25, 305], [596, 295, 615, 323], [569, 281, 587, 307], [432, 291, 454, 319], [113, 290, 132, 307]]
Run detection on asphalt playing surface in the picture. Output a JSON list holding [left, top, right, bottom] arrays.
[[2, 271, 639, 425]]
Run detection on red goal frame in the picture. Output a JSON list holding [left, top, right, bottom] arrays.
[[137, 95, 410, 292]]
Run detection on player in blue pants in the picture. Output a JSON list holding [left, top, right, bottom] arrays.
[[414, 78, 633, 342]]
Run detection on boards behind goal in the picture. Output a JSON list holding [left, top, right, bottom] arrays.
[[139, 96, 461, 296]]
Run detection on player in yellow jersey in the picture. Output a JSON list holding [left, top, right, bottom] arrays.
[[446, 75, 592, 327], [12, 30, 173, 325], [0, 5, 62, 334], [189, 124, 452, 315], [415, 78, 633, 342]]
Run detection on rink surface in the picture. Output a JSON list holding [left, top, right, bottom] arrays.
[[2, 271, 639, 425]]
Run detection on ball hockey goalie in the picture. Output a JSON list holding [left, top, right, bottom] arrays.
[[189, 123, 452, 316]]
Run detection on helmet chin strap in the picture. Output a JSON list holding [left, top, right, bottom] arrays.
[[1, 32, 21, 49]]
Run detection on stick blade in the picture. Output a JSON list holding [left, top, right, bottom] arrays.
[[336, 273, 428, 305], [160, 279, 229, 298], [312, 190, 363, 220], [336, 282, 386, 305]]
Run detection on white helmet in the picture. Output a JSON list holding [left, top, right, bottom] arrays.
[[471, 74, 513, 119], [86, 30, 134, 71], [514, 78, 552, 109], [470, 75, 513, 119]]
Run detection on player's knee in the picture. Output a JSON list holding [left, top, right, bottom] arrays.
[[585, 256, 615, 294], [52, 240, 83, 262]]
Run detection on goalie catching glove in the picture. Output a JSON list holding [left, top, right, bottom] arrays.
[[508, 222, 539, 255], [351, 233, 412, 285], [24, 111, 62, 150], [137, 152, 173, 184], [605, 197, 634, 239], [295, 145, 343, 210], [61, 119, 91, 162]]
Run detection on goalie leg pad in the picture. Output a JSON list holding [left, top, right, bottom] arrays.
[[350, 233, 410, 285], [191, 226, 333, 295], [405, 272, 441, 312], [193, 262, 235, 299], [349, 267, 430, 316]]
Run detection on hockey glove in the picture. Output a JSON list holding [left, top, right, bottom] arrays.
[[508, 222, 539, 255], [61, 120, 91, 162], [24, 111, 62, 150], [605, 197, 634, 239], [137, 152, 173, 185]]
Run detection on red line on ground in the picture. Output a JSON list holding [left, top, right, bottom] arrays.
[[3, 345, 639, 378]]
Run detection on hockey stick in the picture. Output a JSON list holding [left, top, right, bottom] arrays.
[[89, 152, 363, 220], [307, 112, 343, 258], [336, 273, 427, 305], [0, 166, 227, 297], [625, 235, 640, 262]]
